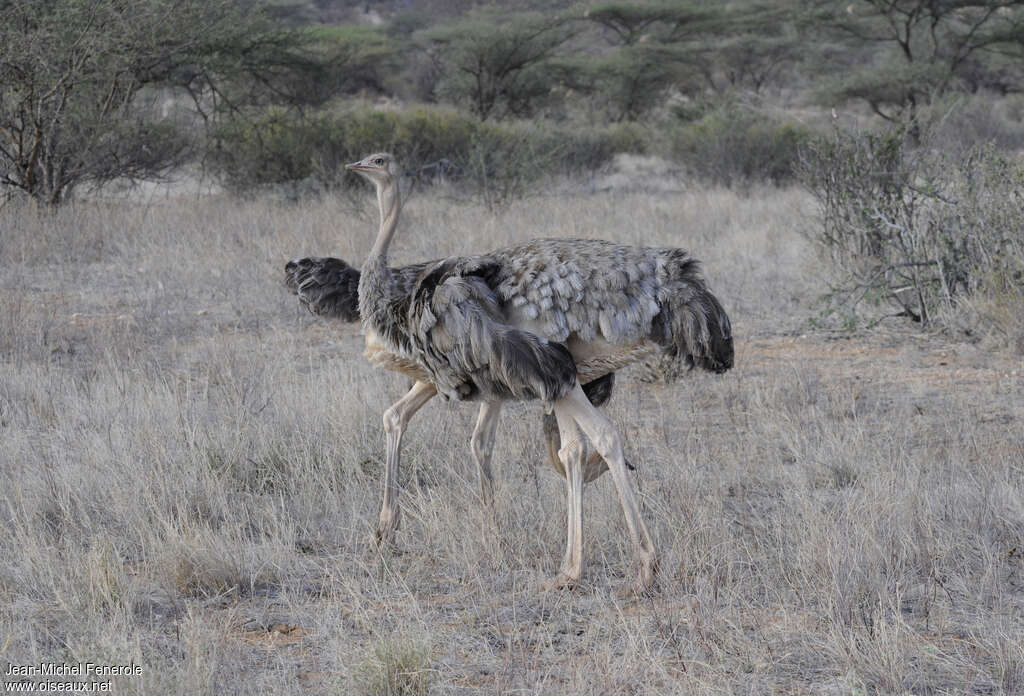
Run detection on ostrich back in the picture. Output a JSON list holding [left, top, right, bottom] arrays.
[[491, 239, 733, 373]]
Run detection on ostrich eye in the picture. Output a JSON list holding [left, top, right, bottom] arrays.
[[374, 158, 384, 165]]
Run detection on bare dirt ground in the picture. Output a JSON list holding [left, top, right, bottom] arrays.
[[1, 189, 1021, 694]]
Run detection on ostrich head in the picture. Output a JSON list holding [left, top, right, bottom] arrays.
[[345, 153, 399, 189]]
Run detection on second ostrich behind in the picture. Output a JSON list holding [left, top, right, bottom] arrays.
[[349, 152, 732, 594]]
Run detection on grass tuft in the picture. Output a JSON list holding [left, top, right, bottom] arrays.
[[354, 634, 433, 696]]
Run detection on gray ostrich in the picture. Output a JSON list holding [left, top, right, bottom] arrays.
[[283, 256, 624, 499], [348, 152, 732, 594]]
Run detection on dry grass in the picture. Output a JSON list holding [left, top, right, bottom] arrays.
[[1, 186, 1022, 694]]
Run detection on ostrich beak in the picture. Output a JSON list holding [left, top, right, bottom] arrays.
[[345, 161, 362, 171]]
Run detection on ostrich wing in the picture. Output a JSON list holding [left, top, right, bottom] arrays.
[[408, 256, 577, 403]]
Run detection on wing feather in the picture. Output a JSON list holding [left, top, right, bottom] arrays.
[[404, 257, 577, 402]]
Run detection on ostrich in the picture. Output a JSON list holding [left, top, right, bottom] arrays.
[[283, 256, 625, 499], [348, 152, 732, 594]]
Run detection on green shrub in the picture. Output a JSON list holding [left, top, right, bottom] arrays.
[[558, 121, 649, 172], [212, 106, 323, 190], [210, 105, 645, 206], [210, 106, 476, 193], [669, 103, 811, 187]]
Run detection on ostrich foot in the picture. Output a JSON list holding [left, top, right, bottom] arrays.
[[373, 508, 401, 551], [372, 535, 403, 555], [541, 572, 580, 592]]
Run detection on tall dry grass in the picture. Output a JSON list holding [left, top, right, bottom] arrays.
[[0, 186, 1021, 694]]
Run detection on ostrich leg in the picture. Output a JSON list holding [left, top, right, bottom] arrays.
[[470, 402, 502, 504], [553, 382, 657, 595], [543, 421, 585, 590], [377, 380, 437, 546]]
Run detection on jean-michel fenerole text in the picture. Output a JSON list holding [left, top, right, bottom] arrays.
[[5, 662, 142, 677]]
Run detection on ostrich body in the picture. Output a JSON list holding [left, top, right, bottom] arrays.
[[283, 256, 623, 493], [348, 153, 732, 593]]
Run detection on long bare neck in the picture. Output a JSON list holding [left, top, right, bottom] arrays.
[[369, 177, 401, 261], [359, 176, 401, 327]]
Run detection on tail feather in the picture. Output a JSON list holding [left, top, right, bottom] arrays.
[[284, 257, 361, 322], [653, 252, 733, 374]]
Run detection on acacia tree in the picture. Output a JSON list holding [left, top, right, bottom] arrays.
[[203, 25, 403, 116], [816, 1, 1024, 137], [585, 2, 715, 45], [580, 2, 800, 120], [574, 3, 710, 121], [692, 1, 803, 95], [0, 0, 273, 205], [420, 11, 579, 121]]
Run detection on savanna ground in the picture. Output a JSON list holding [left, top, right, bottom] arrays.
[[1, 181, 1022, 694]]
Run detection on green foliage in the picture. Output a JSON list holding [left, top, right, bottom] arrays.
[[559, 121, 648, 171], [17, 0, 1024, 206], [211, 105, 645, 206], [0, 0, 267, 205], [578, 44, 691, 121], [298, 25, 402, 98], [799, 125, 1024, 336], [584, 2, 717, 45], [420, 11, 578, 120], [193, 24, 403, 116], [459, 120, 645, 209], [669, 103, 811, 187], [578, 2, 718, 120], [211, 106, 477, 190], [586, 1, 803, 99], [693, 1, 803, 94], [819, 57, 947, 122]]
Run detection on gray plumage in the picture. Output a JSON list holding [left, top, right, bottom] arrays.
[[282, 254, 628, 469], [402, 255, 579, 402], [492, 239, 733, 373], [285, 255, 435, 321], [360, 238, 732, 405], [284, 257, 361, 321]]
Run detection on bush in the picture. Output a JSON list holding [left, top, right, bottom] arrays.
[[668, 103, 811, 187], [209, 105, 645, 206], [798, 125, 1024, 346], [460, 120, 648, 208], [210, 106, 478, 193], [557, 121, 648, 172], [211, 106, 323, 190]]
